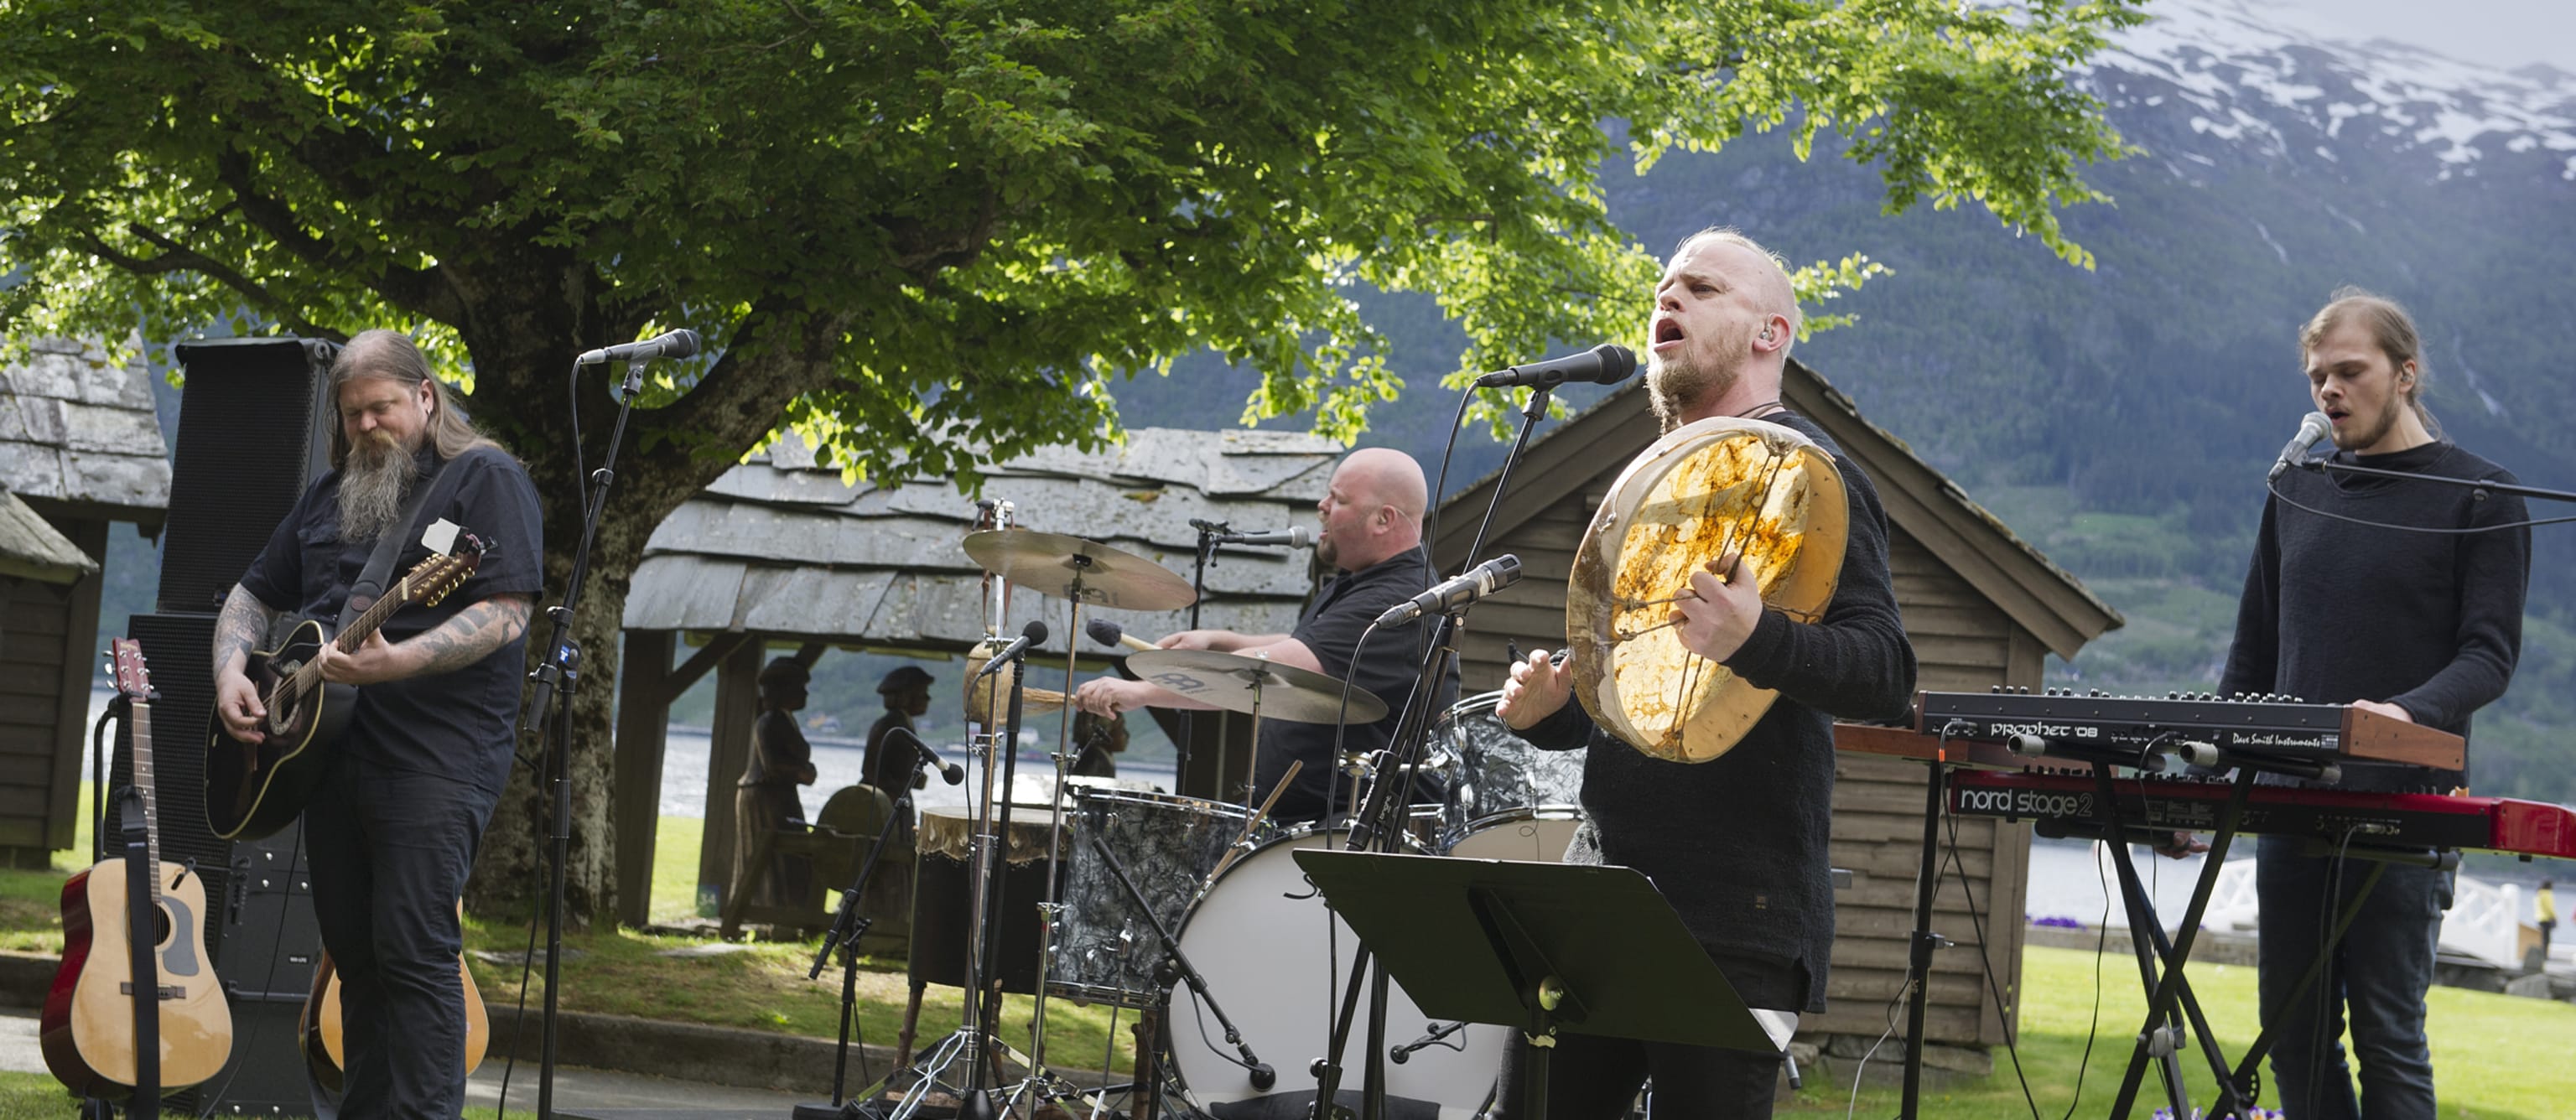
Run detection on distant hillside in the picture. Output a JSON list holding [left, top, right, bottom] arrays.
[[1110, 0, 2576, 804]]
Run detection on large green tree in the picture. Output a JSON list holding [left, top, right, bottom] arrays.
[[1, 0, 2142, 922]]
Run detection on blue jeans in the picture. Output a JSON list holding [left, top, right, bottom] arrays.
[[2255, 835, 2451, 1120], [304, 754, 498, 1119]]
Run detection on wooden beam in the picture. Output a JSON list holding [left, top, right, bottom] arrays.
[[45, 518, 106, 854], [613, 630, 676, 929], [695, 639, 768, 917], [657, 630, 755, 708]]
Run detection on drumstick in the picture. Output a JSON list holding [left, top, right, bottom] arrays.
[[1200, 760, 1302, 893], [1084, 616, 1157, 653]]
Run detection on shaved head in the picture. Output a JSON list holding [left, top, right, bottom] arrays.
[[1314, 447, 1428, 570]]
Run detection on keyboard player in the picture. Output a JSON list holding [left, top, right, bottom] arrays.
[[2189, 288, 2532, 1119]]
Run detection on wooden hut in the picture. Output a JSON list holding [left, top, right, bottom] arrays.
[[0, 340, 170, 869], [613, 428, 1343, 927], [1431, 359, 2122, 1062]]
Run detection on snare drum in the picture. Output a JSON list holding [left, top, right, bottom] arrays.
[[1167, 829, 1502, 1117], [1437, 692, 1586, 857], [1049, 788, 1271, 1007]]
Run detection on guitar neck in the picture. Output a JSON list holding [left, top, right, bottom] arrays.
[[130, 700, 163, 909], [334, 572, 413, 653], [284, 572, 416, 697]]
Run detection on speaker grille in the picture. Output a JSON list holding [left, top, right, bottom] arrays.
[[120, 611, 237, 967], [157, 337, 336, 614]]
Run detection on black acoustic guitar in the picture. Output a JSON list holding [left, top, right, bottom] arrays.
[[204, 542, 480, 840]]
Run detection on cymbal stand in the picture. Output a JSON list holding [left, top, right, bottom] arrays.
[[1005, 573, 1107, 1119], [870, 639, 1032, 1120]]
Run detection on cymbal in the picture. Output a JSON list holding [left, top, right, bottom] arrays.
[[1124, 649, 1390, 725], [962, 529, 1197, 611]]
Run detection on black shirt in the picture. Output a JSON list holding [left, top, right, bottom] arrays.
[[1256, 544, 1455, 823], [863, 708, 922, 793], [2219, 439, 2529, 789], [237, 446, 545, 796], [1515, 412, 1916, 1012]]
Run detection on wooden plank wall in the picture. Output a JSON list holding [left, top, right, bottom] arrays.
[[0, 516, 106, 870], [1452, 490, 2037, 1048]]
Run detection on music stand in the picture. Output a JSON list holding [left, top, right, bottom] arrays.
[[1293, 851, 1777, 1120]]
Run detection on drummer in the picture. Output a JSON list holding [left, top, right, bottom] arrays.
[[1495, 227, 1917, 1120], [1072, 447, 1456, 825]]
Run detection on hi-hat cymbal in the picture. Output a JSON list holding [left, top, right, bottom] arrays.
[[962, 529, 1197, 611], [1124, 649, 1390, 725]]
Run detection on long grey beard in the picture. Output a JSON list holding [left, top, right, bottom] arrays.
[[337, 445, 420, 542]]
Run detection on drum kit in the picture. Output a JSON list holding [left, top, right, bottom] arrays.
[[870, 504, 1589, 1120], [876, 414, 1849, 1120]]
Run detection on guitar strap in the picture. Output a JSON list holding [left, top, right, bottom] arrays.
[[335, 447, 495, 631]]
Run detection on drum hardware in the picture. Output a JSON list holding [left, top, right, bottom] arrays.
[[792, 739, 944, 1120], [961, 528, 1198, 1112], [1388, 1020, 1470, 1065], [1199, 761, 1301, 897], [1078, 825, 1278, 1091]]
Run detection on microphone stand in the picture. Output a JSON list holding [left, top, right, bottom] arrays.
[[2296, 459, 2576, 506], [1309, 382, 1555, 1120], [520, 357, 653, 1118], [795, 737, 939, 1119]]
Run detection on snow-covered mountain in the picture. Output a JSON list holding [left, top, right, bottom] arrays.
[[2096, 0, 2576, 183]]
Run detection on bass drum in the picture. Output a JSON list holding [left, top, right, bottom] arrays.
[[1167, 831, 1502, 1118]]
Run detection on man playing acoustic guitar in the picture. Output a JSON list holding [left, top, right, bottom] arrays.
[[211, 329, 542, 1118]]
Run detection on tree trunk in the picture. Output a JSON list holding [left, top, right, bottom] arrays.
[[455, 297, 848, 926]]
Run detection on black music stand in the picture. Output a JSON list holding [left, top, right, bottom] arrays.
[[1294, 850, 1777, 1120]]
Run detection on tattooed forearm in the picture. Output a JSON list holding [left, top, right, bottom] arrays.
[[214, 584, 280, 675], [402, 594, 535, 677]]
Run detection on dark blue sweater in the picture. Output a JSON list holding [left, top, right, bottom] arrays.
[[2219, 439, 2530, 790]]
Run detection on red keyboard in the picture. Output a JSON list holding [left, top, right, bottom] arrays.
[[1947, 770, 2576, 859]]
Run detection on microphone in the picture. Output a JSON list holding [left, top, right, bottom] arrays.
[[577, 328, 702, 366], [1213, 526, 1311, 548], [976, 620, 1047, 678], [1472, 343, 1638, 390], [1085, 617, 1157, 653], [2267, 411, 2331, 481], [1375, 555, 1524, 626]]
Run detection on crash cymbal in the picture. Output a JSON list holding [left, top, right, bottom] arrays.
[[962, 528, 1197, 611], [1124, 649, 1390, 725]]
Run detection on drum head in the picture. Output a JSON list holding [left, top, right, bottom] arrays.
[[1566, 416, 1846, 763], [1446, 810, 1583, 863], [1168, 831, 1502, 1117]]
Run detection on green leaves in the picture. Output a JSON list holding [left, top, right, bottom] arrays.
[[0, 0, 2143, 485]]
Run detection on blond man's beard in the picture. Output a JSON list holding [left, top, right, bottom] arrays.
[[1647, 351, 1740, 432], [338, 431, 421, 542]]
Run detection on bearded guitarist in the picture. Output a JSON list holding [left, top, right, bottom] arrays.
[[210, 330, 541, 1119]]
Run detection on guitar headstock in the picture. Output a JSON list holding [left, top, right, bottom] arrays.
[[403, 535, 486, 609], [107, 637, 151, 703]]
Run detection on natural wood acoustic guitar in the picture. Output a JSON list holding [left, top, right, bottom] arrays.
[[297, 900, 489, 1094], [40, 639, 235, 1099]]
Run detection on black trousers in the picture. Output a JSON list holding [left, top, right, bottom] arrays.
[[1494, 953, 1804, 1119], [305, 754, 497, 1119]]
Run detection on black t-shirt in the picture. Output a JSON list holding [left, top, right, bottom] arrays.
[[1255, 544, 1456, 823], [237, 445, 545, 796]]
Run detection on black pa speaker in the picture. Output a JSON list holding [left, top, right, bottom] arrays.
[[121, 611, 238, 962], [158, 336, 338, 614]]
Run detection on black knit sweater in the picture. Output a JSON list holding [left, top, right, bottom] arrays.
[[2219, 439, 2530, 790], [1517, 412, 1917, 1012]]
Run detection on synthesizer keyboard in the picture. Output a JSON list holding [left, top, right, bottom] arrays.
[[1915, 689, 2464, 771]]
